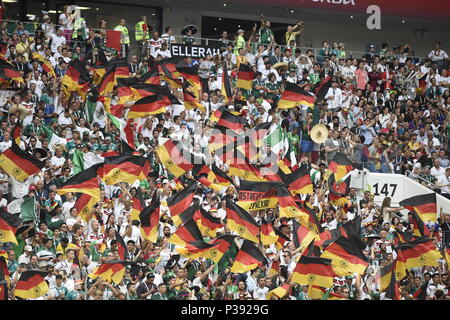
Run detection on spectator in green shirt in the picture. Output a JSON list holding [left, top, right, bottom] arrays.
[[259, 16, 273, 46]]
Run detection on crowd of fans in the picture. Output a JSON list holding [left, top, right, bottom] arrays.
[[0, 4, 449, 300]]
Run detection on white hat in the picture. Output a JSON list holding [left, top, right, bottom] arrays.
[[265, 248, 276, 255], [228, 105, 235, 110], [25, 245, 33, 252], [162, 179, 169, 184]]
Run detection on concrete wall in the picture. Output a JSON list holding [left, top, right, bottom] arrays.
[[163, 8, 203, 41]]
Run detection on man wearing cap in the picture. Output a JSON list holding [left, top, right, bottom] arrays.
[[136, 273, 157, 299], [234, 29, 246, 56], [18, 245, 34, 265]]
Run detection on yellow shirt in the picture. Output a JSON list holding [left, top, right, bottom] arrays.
[[285, 31, 300, 46], [408, 141, 421, 151], [56, 243, 79, 259], [236, 55, 248, 69]]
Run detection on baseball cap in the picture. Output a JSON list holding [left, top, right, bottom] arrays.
[[29, 185, 36, 191], [24, 245, 33, 252]]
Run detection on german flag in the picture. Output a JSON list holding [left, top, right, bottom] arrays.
[[445, 244, 450, 268], [140, 68, 161, 85], [292, 256, 336, 288], [409, 211, 431, 238], [62, 58, 90, 95], [12, 121, 21, 145], [393, 229, 413, 247], [0, 59, 23, 83], [168, 219, 204, 247], [89, 261, 126, 284], [274, 227, 291, 250], [92, 47, 108, 84], [99, 154, 149, 185], [328, 174, 352, 208], [130, 188, 146, 221], [266, 283, 289, 300], [98, 58, 129, 96], [278, 82, 315, 109], [267, 259, 280, 278], [381, 263, 401, 300], [183, 89, 205, 112], [230, 239, 267, 273], [57, 164, 101, 199], [208, 125, 238, 153], [139, 192, 160, 243], [74, 193, 99, 221], [0, 211, 21, 244], [277, 186, 310, 222], [227, 151, 267, 182], [0, 143, 45, 182], [115, 233, 128, 260], [302, 204, 323, 234], [396, 237, 440, 275], [236, 63, 255, 90], [117, 77, 139, 102], [0, 276, 7, 300], [315, 75, 333, 102], [221, 62, 233, 102], [260, 217, 278, 245], [167, 183, 197, 226], [315, 228, 342, 249], [210, 106, 247, 133], [156, 57, 184, 76], [32, 53, 56, 78], [285, 165, 313, 195], [247, 122, 271, 148], [178, 234, 236, 263], [399, 193, 437, 223], [14, 271, 48, 299], [320, 236, 368, 276], [98, 68, 116, 96], [193, 207, 224, 238], [237, 180, 281, 212], [177, 66, 201, 95], [130, 83, 175, 101], [292, 220, 316, 251], [327, 152, 353, 182], [127, 94, 170, 118], [226, 199, 259, 243], [211, 163, 233, 186], [155, 139, 195, 178]]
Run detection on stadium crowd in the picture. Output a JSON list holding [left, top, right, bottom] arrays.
[[0, 4, 449, 301]]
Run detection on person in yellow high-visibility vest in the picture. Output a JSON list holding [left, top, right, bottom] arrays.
[[233, 29, 245, 56], [135, 15, 151, 60], [114, 18, 130, 58]]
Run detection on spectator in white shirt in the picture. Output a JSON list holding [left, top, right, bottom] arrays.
[[50, 28, 67, 53], [325, 81, 343, 111], [253, 277, 269, 300], [427, 42, 448, 63], [149, 31, 163, 58], [154, 42, 171, 59]]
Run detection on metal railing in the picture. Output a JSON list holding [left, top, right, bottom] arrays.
[[0, 19, 429, 62], [405, 170, 438, 190]]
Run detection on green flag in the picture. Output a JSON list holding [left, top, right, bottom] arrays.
[[19, 195, 36, 222], [72, 149, 85, 174], [40, 125, 67, 153], [86, 98, 97, 123]]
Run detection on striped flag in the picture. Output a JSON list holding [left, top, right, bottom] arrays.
[[264, 123, 289, 157]]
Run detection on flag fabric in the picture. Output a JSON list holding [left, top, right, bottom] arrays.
[[40, 125, 67, 153], [302, 204, 323, 234], [315, 75, 333, 102], [14, 271, 48, 299], [409, 211, 431, 238], [379, 261, 400, 300], [98, 154, 150, 185], [395, 237, 441, 280], [274, 227, 291, 250], [178, 235, 236, 263], [98, 58, 129, 96], [107, 113, 135, 150], [227, 151, 267, 182], [264, 123, 289, 157], [226, 199, 260, 243], [12, 121, 21, 145], [139, 192, 160, 243], [328, 174, 352, 208], [183, 89, 205, 112], [57, 165, 101, 199], [266, 283, 289, 300], [89, 261, 126, 284], [193, 207, 223, 238], [327, 152, 354, 182], [106, 30, 122, 51], [72, 149, 104, 174], [277, 186, 310, 222], [292, 219, 316, 251], [320, 236, 369, 276], [0, 143, 45, 182], [221, 62, 232, 102], [62, 58, 90, 95], [209, 106, 247, 133], [230, 240, 267, 273], [0, 211, 22, 244], [260, 218, 278, 246], [74, 193, 99, 221], [292, 256, 336, 288], [127, 94, 170, 118], [237, 180, 281, 211], [445, 244, 450, 268], [155, 139, 195, 178], [167, 183, 197, 226], [140, 68, 161, 85], [115, 233, 127, 260], [32, 52, 56, 78], [285, 165, 314, 195], [177, 66, 201, 95], [0, 59, 23, 83], [278, 82, 315, 109], [267, 259, 280, 278], [19, 195, 36, 222], [399, 193, 437, 223], [211, 163, 233, 186], [236, 63, 255, 90], [168, 219, 204, 247]]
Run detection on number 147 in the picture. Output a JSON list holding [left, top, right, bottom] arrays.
[[373, 183, 397, 197]]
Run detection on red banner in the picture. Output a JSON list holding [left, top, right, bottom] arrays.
[[106, 30, 121, 52]]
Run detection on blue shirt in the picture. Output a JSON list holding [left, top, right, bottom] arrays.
[[360, 125, 376, 145]]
